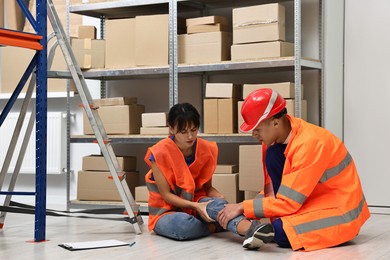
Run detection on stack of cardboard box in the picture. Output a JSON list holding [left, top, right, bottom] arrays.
[[231, 3, 293, 61], [212, 164, 243, 203], [178, 16, 232, 64], [203, 83, 242, 134], [83, 97, 144, 135], [238, 82, 307, 130], [135, 185, 149, 204], [71, 25, 105, 69], [140, 112, 170, 135], [77, 155, 139, 201]]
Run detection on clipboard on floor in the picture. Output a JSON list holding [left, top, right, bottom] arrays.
[[58, 239, 131, 251]]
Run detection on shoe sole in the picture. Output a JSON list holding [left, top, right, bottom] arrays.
[[243, 224, 275, 250]]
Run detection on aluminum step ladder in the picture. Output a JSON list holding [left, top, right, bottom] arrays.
[[46, 0, 143, 233]]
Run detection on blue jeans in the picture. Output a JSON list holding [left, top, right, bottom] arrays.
[[154, 197, 245, 241], [265, 144, 292, 248]]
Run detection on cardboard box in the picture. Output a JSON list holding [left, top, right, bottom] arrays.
[[1, 46, 76, 93], [205, 83, 242, 99], [285, 99, 308, 121], [5, 0, 24, 30], [239, 145, 264, 191], [135, 185, 149, 202], [77, 171, 139, 201], [233, 3, 285, 44], [203, 99, 238, 134], [187, 24, 228, 34], [203, 99, 218, 134], [244, 190, 260, 200], [94, 97, 137, 107], [141, 113, 168, 127], [237, 100, 246, 134], [72, 39, 105, 69], [140, 127, 170, 135], [212, 173, 244, 203], [186, 16, 228, 27], [0, 0, 4, 28], [243, 82, 304, 99], [231, 41, 293, 61], [214, 164, 239, 174], [83, 105, 145, 135], [105, 18, 136, 69], [82, 155, 137, 172], [78, 25, 97, 39], [178, 32, 232, 64], [135, 14, 169, 66]]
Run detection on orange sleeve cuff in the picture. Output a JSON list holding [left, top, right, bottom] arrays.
[[243, 200, 256, 219]]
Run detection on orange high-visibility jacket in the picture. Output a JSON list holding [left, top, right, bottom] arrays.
[[144, 137, 218, 231], [243, 116, 370, 251]]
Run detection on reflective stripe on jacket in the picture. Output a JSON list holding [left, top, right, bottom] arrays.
[[144, 137, 218, 231], [243, 116, 370, 251]]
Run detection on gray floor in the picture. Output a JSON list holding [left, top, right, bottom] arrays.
[[0, 207, 389, 260]]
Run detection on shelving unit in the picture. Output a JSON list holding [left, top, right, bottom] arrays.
[[67, 0, 323, 210]]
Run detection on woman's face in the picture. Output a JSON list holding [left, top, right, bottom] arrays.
[[170, 123, 199, 150]]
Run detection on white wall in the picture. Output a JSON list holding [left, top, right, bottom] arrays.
[[344, 0, 390, 207]]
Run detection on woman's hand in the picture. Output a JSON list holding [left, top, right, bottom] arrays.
[[194, 200, 215, 223], [217, 203, 244, 229]]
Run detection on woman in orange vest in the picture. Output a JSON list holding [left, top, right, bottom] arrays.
[[144, 103, 270, 244], [217, 89, 370, 251]]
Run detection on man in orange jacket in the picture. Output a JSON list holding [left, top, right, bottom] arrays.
[[217, 88, 370, 251]]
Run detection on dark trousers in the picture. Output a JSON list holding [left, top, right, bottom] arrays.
[[265, 144, 292, 248]]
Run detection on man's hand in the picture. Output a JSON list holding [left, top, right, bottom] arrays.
[[217, 203, 244, 229], [195, 200, 215, 222]]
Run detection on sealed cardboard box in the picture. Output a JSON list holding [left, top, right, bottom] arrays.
[[140, 127, 170, 135], [1, 46, 76, 93], [178, 32, 231, 64], [141, 113, 168, 127], [285, 99, 308, 120], [135, 185, 149, 202], [83, 104, 145, 135], [187, 24, 228, 34], [72, 39, 105, 69], [233, 3, 285, 44], [203, 99, 218, 134], [186, 15, 228, 27], [214, 164, 239, 174], [78, 25, 97, 39], [205, 83, 242, 99], [212, 173, 244, 203], [77, 171, 139, 201], [82, 155, 137, 172], [94, 97, 137, 107], [243, 82, 304, 99], [135, 14, 169, 66], [239, 145, 264, 191], [231, 41, 293, 61], [0, 0, 4, 28], [237, 100, 247, 134], [105, 18, 136, 69], [204, 99, 238, 134], [219, 98, 238, 133]]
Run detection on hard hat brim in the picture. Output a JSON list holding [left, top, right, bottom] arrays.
[[240, 121, 256, 133]]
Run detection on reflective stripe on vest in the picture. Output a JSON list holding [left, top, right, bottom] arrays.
[[148, 206, 169, 216], [294, 195, 366, 235], [174, 184, 194, 201], [146, 182, 193, 201], [146, 182, 159, 193], [253, 199, 264, 218], [320, 152, 353, 183]]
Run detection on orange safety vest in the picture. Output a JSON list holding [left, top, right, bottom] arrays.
[[243, 115, 370, 251], [144, 137, 218, 231]]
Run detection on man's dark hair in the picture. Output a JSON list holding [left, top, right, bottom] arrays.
[[273, 107, 288, 119], [168, 103, 200, 133]]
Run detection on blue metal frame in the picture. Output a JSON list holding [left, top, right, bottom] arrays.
[[35, 0, 48, 242], [0, 0, 47, 241]]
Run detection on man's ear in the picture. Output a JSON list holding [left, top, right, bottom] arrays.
[[273, 119, 279, 127]]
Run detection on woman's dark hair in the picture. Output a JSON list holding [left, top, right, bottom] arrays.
[[168, 103, 200, 133]]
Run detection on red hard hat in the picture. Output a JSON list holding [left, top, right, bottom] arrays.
[[240, 88, 286, 132]]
